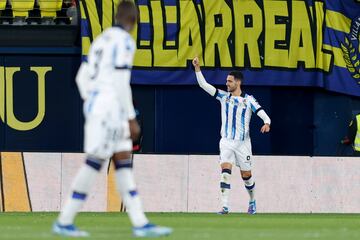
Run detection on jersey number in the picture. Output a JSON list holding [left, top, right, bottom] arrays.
[[90, 49, 103, 80]]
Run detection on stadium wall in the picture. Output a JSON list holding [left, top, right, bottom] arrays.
[[133, 85, 360, 156], [0, 51, 83, 152], [0, 50, 359, 156], [0, 153, 359, 213]]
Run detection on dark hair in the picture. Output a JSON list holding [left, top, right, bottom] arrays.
[[116, 1, 138, 25], [228, 71, 243, 81]]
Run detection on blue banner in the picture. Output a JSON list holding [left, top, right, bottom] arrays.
[[0, 55, 82, 151], [80, 0, 360, 97]]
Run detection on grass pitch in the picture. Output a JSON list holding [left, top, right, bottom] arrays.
[[0, 212, 359, 239]]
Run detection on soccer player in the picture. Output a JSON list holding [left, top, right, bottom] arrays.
[[192, 57, 271, 215], [52, 1, 172, 237]]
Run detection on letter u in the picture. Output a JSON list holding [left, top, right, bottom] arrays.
[[6, 67, 51, 131]]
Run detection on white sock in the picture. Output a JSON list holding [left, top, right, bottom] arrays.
[[115, 159, 149, 228], [220, 169, 232, 209], [243, 175, 255, 202], [58, 157, 103, 225]]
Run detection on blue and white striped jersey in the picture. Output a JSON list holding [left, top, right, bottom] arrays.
[[215, 89, 262, 141]]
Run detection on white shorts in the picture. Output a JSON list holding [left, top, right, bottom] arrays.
[[83, 93, 132, 159], [219, 138, 253, 171]]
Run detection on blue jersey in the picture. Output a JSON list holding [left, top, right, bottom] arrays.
[[215, 90, 262, 141]]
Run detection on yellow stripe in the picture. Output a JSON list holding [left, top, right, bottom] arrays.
[[80, 1, 90, 57], [102, 0, 113, 30], [167, 40, 176, 47], [80, 1, 87, 19], [140, 40, 151, 46], [139, 5, 150, 23], [323, 44, 347, 68], [165, 6, 177, 23], [325, 10, 351, 33], [82, 37, 91, 56], [0, 67, 4, 122], [83, 0, 102, 39], [0, 153, 3, 212], [1, 152, 31, 212], [0, 1, 5, 10], [107, 161, 122, 212]]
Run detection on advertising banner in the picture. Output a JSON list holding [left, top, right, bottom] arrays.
[[80, 0, 360, 96]]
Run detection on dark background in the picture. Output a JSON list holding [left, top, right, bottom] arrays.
[[133, 85, 360, 156], [0, 49, 359, 156]]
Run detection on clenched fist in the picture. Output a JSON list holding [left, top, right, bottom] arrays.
[[260, 123, 270, 133], [192, 56, 201, 72]]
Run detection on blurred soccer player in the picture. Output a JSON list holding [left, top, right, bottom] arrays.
[[192, 57, 271, 215], [53, 1, 172, 237]]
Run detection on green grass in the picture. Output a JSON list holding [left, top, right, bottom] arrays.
[[0, 213, 359, 239]]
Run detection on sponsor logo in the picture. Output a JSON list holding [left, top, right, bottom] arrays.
[[341, 16, 360, 84], [0, 67, 52, 131]]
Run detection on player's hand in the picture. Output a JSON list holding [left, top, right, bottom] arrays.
[[260, 123, 270, 133], [192, 56, 201, 72], [129, 119, 140, 142]]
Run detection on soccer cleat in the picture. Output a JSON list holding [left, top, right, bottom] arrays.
[[217, 206, 229, 215], [133, 223, 173, 237], [248, 200, 257, 214], [52, 222, 89, 237]]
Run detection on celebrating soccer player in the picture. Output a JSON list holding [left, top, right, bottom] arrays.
[[192, 56, 271, 215], [52, 1, 172, 237]]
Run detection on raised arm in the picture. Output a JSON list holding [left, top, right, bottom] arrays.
[[192, 57, 216, 96]]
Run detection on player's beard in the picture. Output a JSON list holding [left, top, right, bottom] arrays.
[[227, 85, 236, 92]]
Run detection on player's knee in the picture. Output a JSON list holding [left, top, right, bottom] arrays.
[[113, 158, 133, 169], [112, 152, 133, 169], [85, 156, 105, 171], [220, 168, 231, 189], [221, 162, 232, 169], [242, 174, 255, 189], [113, 152, 132, 161], [241, 172, 252, 180], [241, 173, 252, 181]]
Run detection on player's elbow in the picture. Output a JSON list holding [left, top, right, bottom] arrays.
[[198, 81, 209, 91], [196, 78, 204, 87], [131, 129, 140, 142], [129, 119, 141, 142]]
